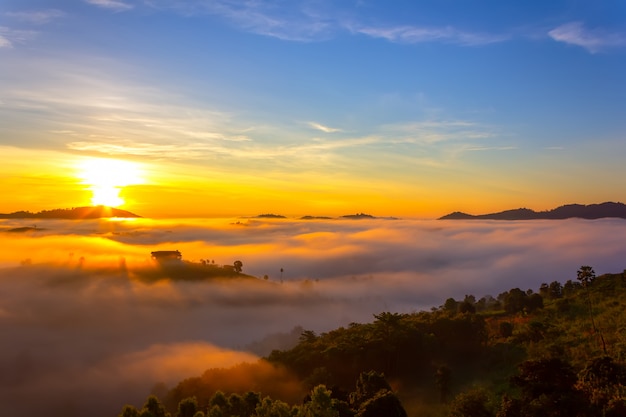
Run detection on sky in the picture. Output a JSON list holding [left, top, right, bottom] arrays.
[[1, 216, 626, 416], [1, 0, 625, 218]]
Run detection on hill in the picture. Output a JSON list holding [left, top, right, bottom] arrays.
[[153, 267, 626, 417], [439, 201, 626, 220], [0, 206, 141, 219]]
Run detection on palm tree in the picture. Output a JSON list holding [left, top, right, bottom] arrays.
[[577, 265, 607, 354]]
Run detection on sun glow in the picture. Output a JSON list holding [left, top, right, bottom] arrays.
[[77, 158, 144, 207]]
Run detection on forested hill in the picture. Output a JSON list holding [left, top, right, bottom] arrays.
[[439, 201, 626, 220], [0, 206, 140, 219], [127, 267, 626, 417]]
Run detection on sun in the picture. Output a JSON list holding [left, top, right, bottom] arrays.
[[77, 158, 144, 207]]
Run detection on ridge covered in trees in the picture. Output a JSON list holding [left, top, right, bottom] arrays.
[[439, 201, 626, 220], [0, 205, 141, 219], [119, 266, 626, 417]]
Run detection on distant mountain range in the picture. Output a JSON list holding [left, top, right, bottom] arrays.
[[0, 206, 141, 219], [255, 213, 397, 220], [439, 202, 626, 220]]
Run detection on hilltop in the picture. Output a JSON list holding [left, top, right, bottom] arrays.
[[0, 206, 141, 219], [153, 267, 626, 417], [439, 201, 626, 220]]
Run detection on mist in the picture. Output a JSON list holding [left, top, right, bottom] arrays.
[[1, 217, 625, 416]]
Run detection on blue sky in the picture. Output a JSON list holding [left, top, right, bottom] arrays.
[[0, 0, 625, 217]]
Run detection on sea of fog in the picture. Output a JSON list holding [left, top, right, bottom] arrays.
[[0, 217, 625, 416]]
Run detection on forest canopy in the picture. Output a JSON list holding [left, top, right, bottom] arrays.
[[120, 267, 626, 417]]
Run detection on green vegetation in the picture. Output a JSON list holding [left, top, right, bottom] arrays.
[[119, 267, 626, 416], [134, 259, 257, 283]]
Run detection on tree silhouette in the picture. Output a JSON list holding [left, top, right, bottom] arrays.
[[177, 397, 198, 417], [435, 365, 452, 403], [233, 260, 243, 273], [577, 265, 607, 354]]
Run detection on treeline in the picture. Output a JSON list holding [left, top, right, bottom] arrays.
[[119, 371, 407, 417], [120, 267, 626, 416]]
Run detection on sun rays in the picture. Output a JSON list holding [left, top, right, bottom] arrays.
[[76, 157, 144, 207]]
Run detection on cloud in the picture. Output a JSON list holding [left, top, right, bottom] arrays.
[[307, 122, 342, 133], [146, 1, 508, 46], [85, 0, 134, 12], [4, 9, 65, 24], [1, 217, 625, 416], [548, 22, 626, 53], [0, 26, 37, 47], [147, 0, 336, 41], [0, 34, 11, 48], [351, 24, 509, 46]]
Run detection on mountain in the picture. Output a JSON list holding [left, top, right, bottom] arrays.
[[0, 206, 141, 219], [439, 202, 626, 220]]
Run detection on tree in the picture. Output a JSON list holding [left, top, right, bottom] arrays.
[[243, 391, 261, 417], [119, 405, 140, 417], [443, 298, 458, 313], [449, 388, 493, 417], [577, 265, 596, 287], [577, 356, 626, 414], [228, 393, 246, 417], [459, 301, 476, 314], [298, 385, 339, 417], [233, 260, 243, 273], [549, 281, 563, 299], [510, 358, 589, 416], [577, 265, 607, 354], [255, 397, 293, 417], [142, 395, 169, 417], [349, 371, 392, 409], [435, 365, 451, 403], [209, 391, 228, 410], [525, 293, 543, 313], [355, 389, 407, 417], [503, 288, 527, 314], [177, 397, 198, 417]]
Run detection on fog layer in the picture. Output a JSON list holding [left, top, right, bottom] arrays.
[[1, 217, 624, 416]]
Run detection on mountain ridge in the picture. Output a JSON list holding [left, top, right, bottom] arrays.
[[0, 206, 141, 219], [439, 201, 626, 220]]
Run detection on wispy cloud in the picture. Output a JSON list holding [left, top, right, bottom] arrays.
[[148, 0, 336, 41], [307, 122, 342, 133], [146, 1, 508, 46], [350, 24, 509, 46], [85, 0, 134, 12], [5, 9, 66, 24], [66, 140, 240, 159], [378, 120, 494, 145], [0, 26, 37, 48], [0, 34, 11, 48], [548, 22, 626, 53]]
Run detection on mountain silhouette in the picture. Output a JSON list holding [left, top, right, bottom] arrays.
[[439, 202, 626, 220], [0, 206, 141, 219]]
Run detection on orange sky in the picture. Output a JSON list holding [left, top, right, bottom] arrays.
[[0, 145, 621, 219]]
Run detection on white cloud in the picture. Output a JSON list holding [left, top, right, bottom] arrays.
[[145, 1, 509, 46], [0, 26, 37, 47], [5, 9, 65, 24], [146, 0, 335, 41], [307, 121, 342, 133], [0, 34, 11, 48], [548, 22, 626, 53], [352, 24, 509, 46], [85, 0, 134, 12]]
